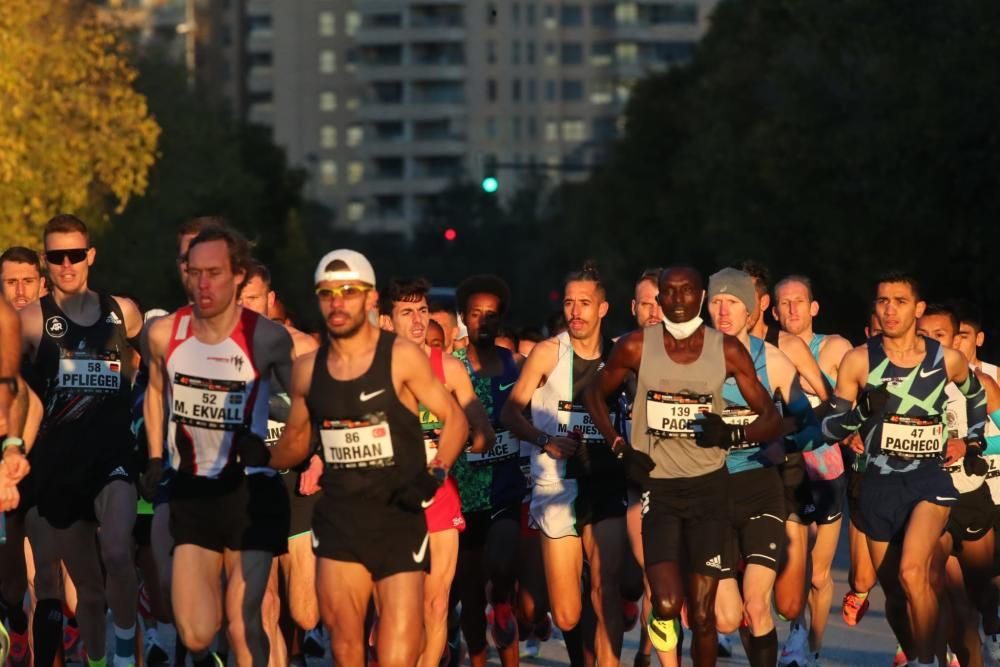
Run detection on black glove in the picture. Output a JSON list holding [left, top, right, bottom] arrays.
[[613, 437, 656, 482], [139, 456, 164, 502], [695, 412, 745, 450], [964, 442, 989, 477], [391, 467, 446, 512], [234, 430, 271, 467], [857, 383, 891, 421]]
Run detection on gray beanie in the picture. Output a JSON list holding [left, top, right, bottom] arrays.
[[707, 268, 757, 314]]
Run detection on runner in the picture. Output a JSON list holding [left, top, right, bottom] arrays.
[[583, 265, 784, 667], [1, 247, 45, 311], [821, 272, 986, 667], [143, 223, 294, 666], [238, 261, 322, 667], [429, 300, 461, 355], [378, 276, 494, 667], [706, 268, 822, 667], [740, 261, 831, 628], [771, 275, 853, 666], [450, 274, 525, 667], [917, 304, 1000, 667], [241, 248, 469, 667], [502, 262, 629, 667], [18, 214, 143, 667]]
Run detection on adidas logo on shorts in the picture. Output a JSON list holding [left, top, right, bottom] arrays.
[[705, 554, 722, 570], [108, 466, 128, 479], [105, 312, 122, 324], [640, 491, 650, 517]]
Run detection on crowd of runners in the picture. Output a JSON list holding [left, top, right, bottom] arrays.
[[0, 213, 997, 667]]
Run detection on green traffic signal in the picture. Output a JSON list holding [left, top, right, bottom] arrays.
[[481, 176, 499, 193]]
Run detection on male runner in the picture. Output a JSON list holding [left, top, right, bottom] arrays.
[[771, 275, 853, 665], [2, 248, 45, 311], [144, 224, 294, 667], [429, 301, 461, 355], [584, 266, 783, 667], [822, 272, 986, 667], [241, 249, 469, 667], [503, 262, 629, 667], [740, 262, 831, 626], [19, 214, 143, 667], [450, 274, 525, 667], [378, 276, 494, 667], [238, 262, 323, 666], [707, 268, 822, 667], [917, 304, 1000, 667]]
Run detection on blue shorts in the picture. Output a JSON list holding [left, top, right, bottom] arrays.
[[859, 465, 956, 543]]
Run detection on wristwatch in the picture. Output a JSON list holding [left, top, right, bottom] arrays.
[[534, 433, 551, 449], [0, 377, 17, 396]]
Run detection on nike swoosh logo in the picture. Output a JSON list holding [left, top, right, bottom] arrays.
[[826, 513, 842, 522], [412, 532, 430, 563], [421, 498, 434, 509], [491, 508, 507, 521], [919, 368, 941, 378], [360, 389, 385, 402], [966, 526, 984, 534], [499, 382, 516, 392]]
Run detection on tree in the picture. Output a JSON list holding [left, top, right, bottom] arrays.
[[0, 0, 159, 246]]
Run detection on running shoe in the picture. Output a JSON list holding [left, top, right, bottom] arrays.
[[491, 603, 518, 650], [841, 590, 870, 626], [717, 631, 734, 658], [303, 626, 325, 658], [289, 655, 307, 667], [144, 633, 169, 667], [778, 622, 809, 667], [948, 650, 960, 667], [646, 613, 679, 652], [63, 622, 84, 663], [520, 637, 541, 659], [633, 653, 651, 667], [8, 628, 29, 667], [891, 644, 907, 667], [0, 622, 10, 665], [986, 634, 1000, 666], [622, 600, 640, 632]]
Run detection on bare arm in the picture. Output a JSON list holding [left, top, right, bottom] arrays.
[[779, 331, 831, 401], [113, 296, 144, 343], [442, 355, 494, 454], [0, 298, 20, 436], [397, 341, 468, 468], [725, 336, 783, 443], [269, 352, 317, 469], [143, 317, 173, 461], [583, 330, 643, 446]]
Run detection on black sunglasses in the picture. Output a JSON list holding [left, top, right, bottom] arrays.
[[45, 248, 88, 265]]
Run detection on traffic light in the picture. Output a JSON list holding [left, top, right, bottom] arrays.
[[481, 176, 499, 194], [443, 228, 457, 241]]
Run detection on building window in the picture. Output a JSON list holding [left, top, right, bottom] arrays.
[[512, 116, 522, 140], [616, 3, 637, 25], [526, 4, 535, 25], [561, 119, 586, 141], [544, 42, 557, 66], [591, 3, 615, 27], [248, 52, 272, 67], [528, 117, 538, 138], [560, 4, 583, 27], [512, 3, 521, 26], [319, 50, 336, 73], [486, 40, 497, 64], [486, 117, 497, 139], [319, 10, 336, 36], [347, 125, 363, 147], [320, 125, 337, 149], [527, 79, 537, 101], [545, 80, 556, 101], [346, 11, 360, 35], [616, 42, 637, 65], [589, 80, 613, 104], [486, 79, 497, 101], [320, 160, 337, 186], [512, 79, 522, 101], [543, 4, 556, 29], [347, 97, 360, 111], [512, 40, 521, 65], [319, 91, 337, 111], [561, 42, 583, 65], [347, 201, 365, 222], [348, 161, 364, 185], [561, 80, 584, 101], [545, 120, 558, 142], [486, 3, 498, 25], [526, 42, 536, 64], [591, 42, 614, 66]]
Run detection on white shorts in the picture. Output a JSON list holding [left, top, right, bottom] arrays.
[[529, 480, 579, 539]]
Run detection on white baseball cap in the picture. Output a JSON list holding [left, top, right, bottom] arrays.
[[314, 249, 376, 287]]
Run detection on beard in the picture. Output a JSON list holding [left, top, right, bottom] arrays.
[[327, 312, 368, 339]]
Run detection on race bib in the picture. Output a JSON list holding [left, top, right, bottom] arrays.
[[556, 401, 604, 442], [57, 351, 121, 394], [880, 415, 944, 459], [265, 419, 284, 446], [320, 417, 394, 469], [466, 430, 517, 466], [985, 456, 1000, 498], [645, 391, 712, 437], [722, 406, 758, 450], [423, 436, 438, 464], [171, 373, 247, 430]]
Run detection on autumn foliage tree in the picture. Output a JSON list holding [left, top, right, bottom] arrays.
[[0, 0, 159, 247]]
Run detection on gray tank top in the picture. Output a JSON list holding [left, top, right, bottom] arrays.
[[631, 324, 727, 479]]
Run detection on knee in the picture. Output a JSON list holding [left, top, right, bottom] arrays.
[[292, 603, 320, 633], [743, 597, 771, 629], [261, 588, 281, 626], [552, 602, 582, 632], [651, 592, 683, 621], [775, 587, 805, 620], [686, 599, 716, 634], [811, 568, 833, 593], [99, 540, 132, 575], [899, 561, 929, 595], [177, 620, 218, 653]]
